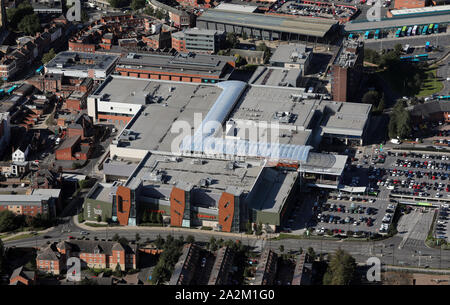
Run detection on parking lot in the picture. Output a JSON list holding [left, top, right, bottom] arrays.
[[397, 207, 435, 249], [436, 205, 450, 241], [353, 147, 450, 204]]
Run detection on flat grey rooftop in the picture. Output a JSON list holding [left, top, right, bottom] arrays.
[[46, 51, 118, 71], [88, 183, 116, 203], [116, 52, 233, 78], [126, 152, 263, 193], [250, 67, 303, 88], [247, 167, 297, 214], [270, 43, 310, 64], [198, 9, 337, 38], [230, 86, 317, 130], [118, 81, 223, 153], [322, 102, 371, 137]]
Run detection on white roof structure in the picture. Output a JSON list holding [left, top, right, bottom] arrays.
[[180, 80, 314, 163], [214, 3, 258, 13]]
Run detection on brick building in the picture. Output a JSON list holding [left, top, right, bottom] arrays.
[[142, 31, 171, 50], [169, 243, 200, 285], [9, 266, 36, 285], [36, 240, 138, 274], [114, 52, 235, 83], [55, 135, 93, 161], [27, 74, 94, 100], [0, 189, 60, 218], [330, 39, 364, 102], [394, 0, 427, 9]]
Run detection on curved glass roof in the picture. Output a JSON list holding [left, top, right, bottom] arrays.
[[180, 80, 312, 163]]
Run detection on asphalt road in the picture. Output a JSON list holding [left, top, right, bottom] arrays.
[[4, 213, 450, 269]]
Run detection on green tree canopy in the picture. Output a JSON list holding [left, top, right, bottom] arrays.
[[362, 90, 380, 106], [6, 3, 34, 31], [0, 238, 5, 274], [323, 248, 357, 285], [109, 0, 131, 8], [111, 233, 120, 241], [131, 0, 146, 11], [0, 210, 17, 232], [18, 13, 41, 35], [186, 235, 195, 244]]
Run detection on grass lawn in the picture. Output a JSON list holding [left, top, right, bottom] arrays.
[[378, 66, 443, 97], [416, 67, 444, 97], [4, 232, 38, 242], [84, 222, 108, 227]]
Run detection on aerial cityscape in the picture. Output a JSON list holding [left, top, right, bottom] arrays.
[[0, 0, 449, 294]]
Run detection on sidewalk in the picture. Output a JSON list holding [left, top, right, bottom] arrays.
[[73, 214, 277, 241]]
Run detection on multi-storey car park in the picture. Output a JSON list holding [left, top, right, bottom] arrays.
[[83, 75, 372, 232]]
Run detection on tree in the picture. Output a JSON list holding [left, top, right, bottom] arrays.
[[114, 263, 122, 277], [18, 14, 41, 35], [154, 234, 165, 248], [144, 6, 154, 16], [81, 10, 89, 23], [109, 0, 130, 8], [112, 233, 120, 242], [6, 3, 34, 31], [209, 236, 217, 251], [279, 245, 284, 253], [246, 221, 253, 234], [131, 0, 146, 11], [256, 43, 272, 63], [155, 9, 164, 20], [323, 249, 357, 285], [150, 211, 157, 223], [157, 213, 163, 224], [142, 209, 149, 223], [362, 90, 380, 107], [135, 233, 141, 242], [0, 238, 5, 274], [0, 210, 17, 232], [307, 247, 316, 262], [186, 235, 195, 244], [118, 237, 129, 246], [226, 32, 239, 49]]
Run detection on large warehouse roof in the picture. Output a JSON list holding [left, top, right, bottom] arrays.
[[198, 9, 337, 38]]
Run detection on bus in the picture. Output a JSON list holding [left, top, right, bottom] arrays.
[[422, 25, 428, 35], [374, 29, 380, 39], [406, 27, 412, 36], [395, 28, 401, 38], [412, 25, 418, 35], [425, 41, 431, 52], [428, 24, 433, 34], [434, 24, 439, 34], [35, 65, 44, 74], [7, 85, 18, 95], [401, 26, 407, 36], [364, 31, 370, 39]]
